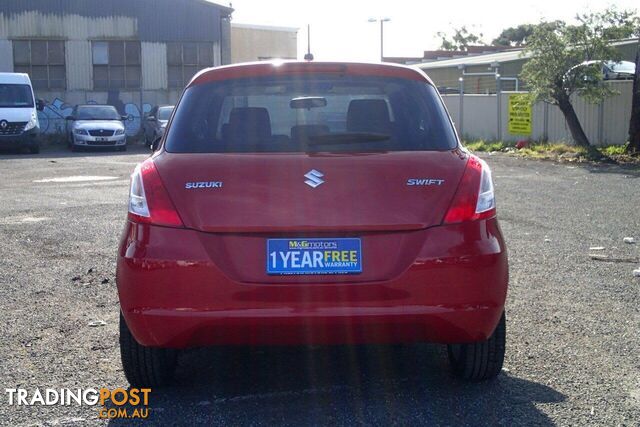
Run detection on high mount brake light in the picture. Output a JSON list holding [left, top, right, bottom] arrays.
[[443, 155, 496, 224], [128, 159, 184, 228]]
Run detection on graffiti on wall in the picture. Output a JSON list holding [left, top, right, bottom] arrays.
[[37, 95, 152, 138]]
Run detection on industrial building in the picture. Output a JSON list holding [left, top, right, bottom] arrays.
[[416, 39, 639, 94], [231, 23, 298, 63], [384, 45, 512, 66], [0, 0, 234, 135]]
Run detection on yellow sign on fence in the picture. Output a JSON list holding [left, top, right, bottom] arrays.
[[508, 94, 532, 135]]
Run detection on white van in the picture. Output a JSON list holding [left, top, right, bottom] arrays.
[[0, 73, 44, 154]]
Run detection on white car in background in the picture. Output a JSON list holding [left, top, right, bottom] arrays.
[[569, 60, 637, 82], [600, 60, 636, 80], [66, 105, 127, 152], [0, 72, 44, 154]]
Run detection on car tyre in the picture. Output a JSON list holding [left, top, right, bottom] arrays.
[[119, 313, 177, 387], [447, 312, 506, 381]]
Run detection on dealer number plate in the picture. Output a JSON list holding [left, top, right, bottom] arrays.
[[267, 238, 362, 275]]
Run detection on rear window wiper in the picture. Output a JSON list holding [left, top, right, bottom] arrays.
[[307, 132, 390, 145]]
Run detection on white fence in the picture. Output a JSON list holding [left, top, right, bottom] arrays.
[[442, 80, 633, 146]]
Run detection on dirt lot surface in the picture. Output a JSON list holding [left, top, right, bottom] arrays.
[[0, 147, 638, 426]]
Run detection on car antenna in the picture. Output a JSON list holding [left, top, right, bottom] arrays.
[[304, 24, 314, 61]]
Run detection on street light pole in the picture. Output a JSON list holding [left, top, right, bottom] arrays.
[[368, 18, 391, 62], [380, 20, 384, 61]]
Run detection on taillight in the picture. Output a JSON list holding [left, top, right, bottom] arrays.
[[443, 155, 496, 224], [128, 159, 184, 228]]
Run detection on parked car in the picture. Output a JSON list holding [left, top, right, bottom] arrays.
[[143, 105, 174, 146], [569, 60, 636, 82], [66, 105, 127, 151], [117, 61, 509, 387], [0, 72, 44, 154], [599, 60, 635, 80]]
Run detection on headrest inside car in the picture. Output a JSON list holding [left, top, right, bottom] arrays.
[[347, 99, 391, 134], [227, 107, 272, 142]]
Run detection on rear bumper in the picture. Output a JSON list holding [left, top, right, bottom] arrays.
[[0, 129, 38, 149], [117, 219, 508, 348]]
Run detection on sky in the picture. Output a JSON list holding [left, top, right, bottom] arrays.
[[222, 0, 638, 61]]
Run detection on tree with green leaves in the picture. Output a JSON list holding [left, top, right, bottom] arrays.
[[437, 26, 484, 51], [492, 22, 563, 47], [522, 8, 637, 148]]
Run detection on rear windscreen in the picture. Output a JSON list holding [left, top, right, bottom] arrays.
[[165, 75, 458, 153]]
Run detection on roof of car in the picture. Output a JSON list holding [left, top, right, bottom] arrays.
[[189, 61, 433, 87], [582, 60, 635, 66], [0, 72, 32, 85]]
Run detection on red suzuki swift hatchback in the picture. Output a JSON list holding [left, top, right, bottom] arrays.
[[117, 61, 508, 386]]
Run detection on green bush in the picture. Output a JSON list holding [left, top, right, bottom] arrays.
[[464, 140, 511, 152], [463, 140, 634, 163]]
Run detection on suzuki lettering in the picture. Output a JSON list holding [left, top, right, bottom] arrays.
[[184, 181, 223, 189]]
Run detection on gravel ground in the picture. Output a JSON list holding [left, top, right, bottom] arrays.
[[0, 146, 638, 426]]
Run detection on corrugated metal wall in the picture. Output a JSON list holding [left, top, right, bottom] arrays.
[[0, 11, 137, 40], [442, 81, 633, 145], [220, 16, 231, 65], [65, 41, 92, 90], [0, 0, 229, 42], [213, 41, 222, 67], [600, 81, 634, 144], [0, 39, 13, 71], [141, 42, 167, 90]]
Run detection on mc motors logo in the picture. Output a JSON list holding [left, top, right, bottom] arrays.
[[289, 240, 338, 250]]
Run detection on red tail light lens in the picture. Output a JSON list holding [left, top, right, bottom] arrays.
[[443, 155, 496, 224], [128, 159, 184, 228]]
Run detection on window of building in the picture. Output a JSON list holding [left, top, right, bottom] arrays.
[[13, 40, 66, 90], [92, 41, 141, 90], [167, 42, 214, 88]]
